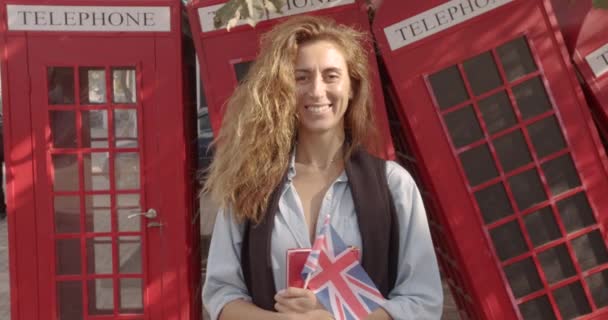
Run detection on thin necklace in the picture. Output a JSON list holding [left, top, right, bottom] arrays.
[[297, 148, 344, 171]]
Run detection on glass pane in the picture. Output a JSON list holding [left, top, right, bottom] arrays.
[[463, 51, 502, 95], [556, 193, 596, 233], [523, 207, 562, 247], [83, 152, 110, 191], [198, 112, 211, 136], [478, 91, 517, 134], [504, 258, 543, 298], [490, 220, 528, 261], [82, 110, 109, 148], [538, 244, 576, 284], [443, 106, 483, 148], [118, 194, 141, 232], [53, 154, 79, 191], [114, 109, 138, 148], [79, 68, 106, 104], [119, 236, 141, 274], [85, 195, 111, 233], [527, 116, 566, 159], [571, 231, 608, 271], [115, 153, 140, 190], [56, 238, 81, 275], [586, 270, 608, 308], [519, 296, 557, 320], [493, 130, 532, 172], [542, 154, 581, 197], [54, 195, 80, 234], [474, 183, 513, 224], [87, 279, 113, 315], [198, 71, 208, 110], [57, 281, 83, 320], [459, 144, 499, 186], [428, 66, 469, 110], [234, 61, 252, 83], [497, 37, 537, 82], [553, 282, 591, 319], [508, 169, 547, 211], [113, 68, 137, 103], [48, 67, 75, 105], [119, 278, 143, 313], [86, 237, 112, 275], [513, 77, 552, 120], [50, 111, 77, 148]]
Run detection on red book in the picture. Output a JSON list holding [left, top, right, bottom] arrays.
[[286, 248, 311, 288], [286, 247, 360, 288]]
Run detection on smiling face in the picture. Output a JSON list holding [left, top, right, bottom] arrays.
[[294, 40, 352, 137]]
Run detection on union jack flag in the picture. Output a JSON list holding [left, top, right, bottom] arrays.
[[301, 214, 386, 320]]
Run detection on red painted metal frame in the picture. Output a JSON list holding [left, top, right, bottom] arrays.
[[548, 0, 591, 54], [0, 1, 197, 319], [186, 0, 395, 159], [373, 0, 608, 319]]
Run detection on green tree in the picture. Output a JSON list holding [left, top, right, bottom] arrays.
[[595, 0, 608, 8]]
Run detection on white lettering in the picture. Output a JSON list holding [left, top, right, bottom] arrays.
[[6, 5, 171, 32], [384, 0, 512, 51], [586, 43, 608, 78], [198, 0, 355, 33]]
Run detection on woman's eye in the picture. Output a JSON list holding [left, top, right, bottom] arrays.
[[295, 75, 307, 82]]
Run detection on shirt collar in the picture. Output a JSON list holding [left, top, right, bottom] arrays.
[[287, 147, 297, 182]]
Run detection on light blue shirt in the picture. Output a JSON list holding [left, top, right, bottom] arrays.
[[203, 157, 443, 320]]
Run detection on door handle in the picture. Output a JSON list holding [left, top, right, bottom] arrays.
[[127, 208, 158, 219]]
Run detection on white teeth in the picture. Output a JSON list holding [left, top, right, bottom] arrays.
[[306, 105, 332, 114]]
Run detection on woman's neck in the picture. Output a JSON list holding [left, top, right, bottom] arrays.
[[295, 130, 345, 169]]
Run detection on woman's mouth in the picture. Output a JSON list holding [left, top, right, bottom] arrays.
[[305, 104, 333, 114]]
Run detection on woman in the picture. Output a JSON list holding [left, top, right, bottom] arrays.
[[202, 15, 443, 320]]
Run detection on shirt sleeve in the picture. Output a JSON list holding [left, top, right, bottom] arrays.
[[381, 161, 444, 320], [202, 208, 252, 320]]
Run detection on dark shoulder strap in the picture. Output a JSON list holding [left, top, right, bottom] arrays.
[[241, 171, 288, 311], [345, 148, 399, 297]]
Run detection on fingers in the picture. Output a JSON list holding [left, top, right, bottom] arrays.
[[274, 287, 319, 314], [277, 287, 315, 298], [274, 301, 292, 314]]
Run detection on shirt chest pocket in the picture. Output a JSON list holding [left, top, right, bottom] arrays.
[[333, 193, 363, 252]]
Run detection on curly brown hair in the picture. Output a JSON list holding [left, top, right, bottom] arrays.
[[203, 15, 379, 223]]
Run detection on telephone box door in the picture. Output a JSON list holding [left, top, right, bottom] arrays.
[[374, 0, 608, 319], [27, 37, 164, 320]]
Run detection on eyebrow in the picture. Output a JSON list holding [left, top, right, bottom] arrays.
[[294, 67, 344, 74]]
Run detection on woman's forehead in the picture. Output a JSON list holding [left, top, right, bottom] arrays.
[[295, 40, 348, 70]]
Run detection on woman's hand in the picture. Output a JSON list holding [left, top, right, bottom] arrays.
[[274, 287, 325, 314]]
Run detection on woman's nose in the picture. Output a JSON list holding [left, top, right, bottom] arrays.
[[309, 76, 325, 98]]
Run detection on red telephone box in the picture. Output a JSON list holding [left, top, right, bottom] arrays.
[[0, 1, 198, 319], [373, 0, 608, 319], [548, 0, 608, 147], [570, 8, 608, 145], [186, 0, 394, 158]]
